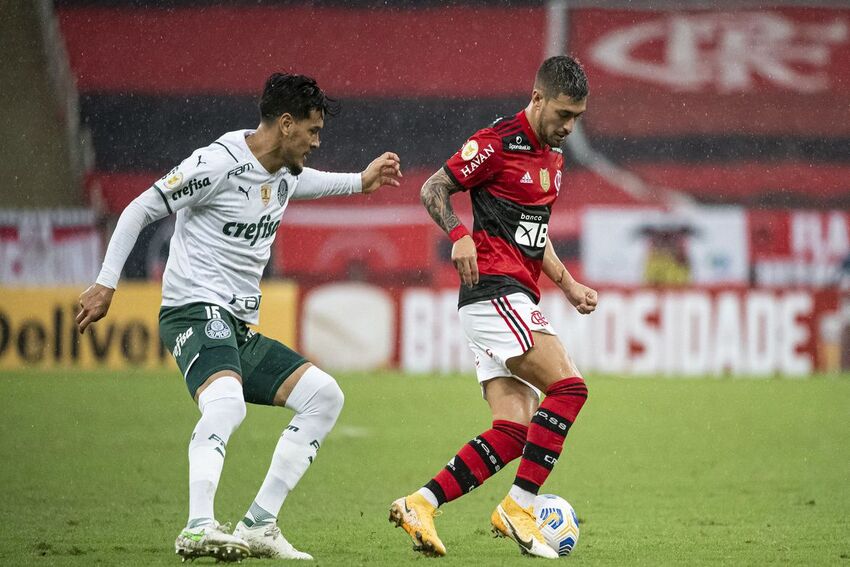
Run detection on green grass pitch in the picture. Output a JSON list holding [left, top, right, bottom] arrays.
[[1, 370, 848, 566]]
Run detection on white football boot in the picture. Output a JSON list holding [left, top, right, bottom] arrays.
[[174, 522, 249, 562], [233, 520, 313, 560]]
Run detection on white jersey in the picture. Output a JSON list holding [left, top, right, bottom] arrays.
[[96, 129, 361, 324]]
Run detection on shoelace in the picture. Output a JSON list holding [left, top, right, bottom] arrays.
[[217, 522, 233, 533], [263, 525, 280, 538]]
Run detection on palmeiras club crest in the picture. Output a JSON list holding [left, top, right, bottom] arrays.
[[277, 179, 288, 205], [205, 319, 232, 340]]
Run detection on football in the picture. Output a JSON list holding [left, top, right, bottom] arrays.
[[533, 494, 580, 556]]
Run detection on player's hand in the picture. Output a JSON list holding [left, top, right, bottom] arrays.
[[76, 283, 115, 334], [452, 235, 478, 288], [564, 281, 597, 315], [361, 152, 402, 194]]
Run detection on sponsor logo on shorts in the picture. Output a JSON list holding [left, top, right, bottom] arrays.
[[530, 310, 549, 326], [205, 319, 232, 340], [172, 327, 194, 357]]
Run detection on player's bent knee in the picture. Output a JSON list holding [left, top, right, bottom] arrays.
[[309, 371, 344, 424], [317, 379, 345, 421], [198, 375, 247, 425], [287, 366, 345, 421]]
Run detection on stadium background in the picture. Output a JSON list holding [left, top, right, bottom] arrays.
[[1, 1, 849, 565]]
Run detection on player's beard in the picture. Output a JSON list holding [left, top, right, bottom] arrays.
[[288, 164, 303, 176]]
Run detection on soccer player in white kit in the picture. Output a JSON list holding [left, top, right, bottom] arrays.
[[76, 73, 402, 562]]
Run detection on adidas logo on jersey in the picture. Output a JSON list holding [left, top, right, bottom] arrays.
[[520, 171, 533, 184]]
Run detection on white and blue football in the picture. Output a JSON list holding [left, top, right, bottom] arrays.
[[533, 494, 580, 556]]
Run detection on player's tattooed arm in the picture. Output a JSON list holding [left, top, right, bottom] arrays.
[[421, 168, 479, 287], [420, 168, 464, 234]]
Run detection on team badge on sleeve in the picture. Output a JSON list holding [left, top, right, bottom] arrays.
[[461, 139, 479, 161], [261, 184, 272, 206], [164, 170, 184, 190], [205, 319, 232, 339]]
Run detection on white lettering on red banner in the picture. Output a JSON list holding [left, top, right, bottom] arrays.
[[590, 12, 848, 93], [400, 289, 814, 376]]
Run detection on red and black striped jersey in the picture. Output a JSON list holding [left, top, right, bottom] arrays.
[[443, 110, 564, 307]]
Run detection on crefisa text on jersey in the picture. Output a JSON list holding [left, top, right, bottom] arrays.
[[171, 177, 211, 201], [222, 214, 281, 246]]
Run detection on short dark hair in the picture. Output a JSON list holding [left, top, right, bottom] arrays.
[[259, 73, 340, 122], [535, 55, 589, 101]]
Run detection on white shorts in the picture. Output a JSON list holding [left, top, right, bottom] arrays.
[[458, 292, 557, 396]]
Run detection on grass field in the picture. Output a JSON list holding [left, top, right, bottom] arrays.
[[1, 370, 849, 566]]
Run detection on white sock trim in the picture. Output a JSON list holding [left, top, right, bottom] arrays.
[[509, 485, 536, 509], [417, 487, 439, 508]]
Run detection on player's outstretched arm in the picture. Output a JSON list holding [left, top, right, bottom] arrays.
[[542, 239, 597, 315], [420, 168, 478, 287], [361, 152, 402, 194], [76, 188, 169, 334]]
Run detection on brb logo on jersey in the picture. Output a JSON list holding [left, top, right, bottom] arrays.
[[222, 214, 281, 246], [515, 212, 549, 249]]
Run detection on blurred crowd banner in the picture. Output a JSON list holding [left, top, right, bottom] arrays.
[[0, 282, 297, 370], [0, 210, 101, 285]]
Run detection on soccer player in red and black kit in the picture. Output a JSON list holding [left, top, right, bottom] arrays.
[[389, 56, 597, 559]]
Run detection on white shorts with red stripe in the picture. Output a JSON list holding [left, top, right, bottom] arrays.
[[458, 292, 556, 394]]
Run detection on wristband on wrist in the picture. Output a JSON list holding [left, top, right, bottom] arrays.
[[448, 225, 470, 242]]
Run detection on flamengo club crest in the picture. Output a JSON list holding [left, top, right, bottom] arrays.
[[539, 169, 551, 192], [260, 184, 272, 206], [530, 310, 549, 326]]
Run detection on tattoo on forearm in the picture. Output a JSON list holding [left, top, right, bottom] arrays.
[[420, 169, 463, 234]]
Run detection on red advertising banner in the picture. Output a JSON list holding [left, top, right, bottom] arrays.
[[750, 209, 850, 288], [58, 6, 544, 97], [570, 8, 850, 136]]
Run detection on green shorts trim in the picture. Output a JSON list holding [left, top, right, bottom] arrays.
[[159, 302, 307, 404]]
